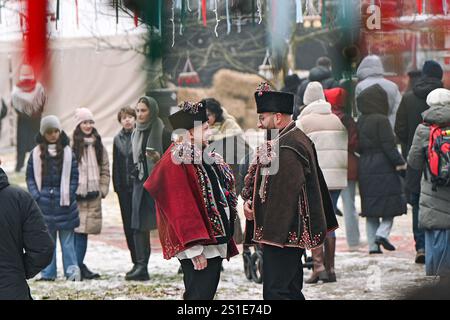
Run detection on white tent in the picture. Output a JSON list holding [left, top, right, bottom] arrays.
[[0, 0, 149, 147]]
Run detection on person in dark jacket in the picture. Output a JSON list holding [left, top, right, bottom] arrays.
[[0, 98, 7, 137], [0, 164, 54, 299], [395, 60, 444, 264], [357, 84, 407, 254], [112, 106, 137, 277], [296, 56, 339, 106], [26, 115, 81, 281], [129, 96, 172, 281]]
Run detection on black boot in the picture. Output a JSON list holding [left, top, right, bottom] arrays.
[[125, 231, 150, 281], [80, 264, 100, 280], [125, 264, 149, 281], [375, 236, 396, 251], [126, 265, 138, 277]]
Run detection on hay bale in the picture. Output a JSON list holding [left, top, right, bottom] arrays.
[[212, 69, 264, 100], [177, 87, 213, 103]]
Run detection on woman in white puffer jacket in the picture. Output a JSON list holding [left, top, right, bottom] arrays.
[[296, 81, 348, 284]]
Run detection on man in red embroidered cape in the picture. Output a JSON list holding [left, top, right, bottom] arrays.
[[241, 84, 339, 300], [144, 101, 239, 300]]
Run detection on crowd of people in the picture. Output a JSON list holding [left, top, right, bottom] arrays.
[[1, 54, 450, 300]]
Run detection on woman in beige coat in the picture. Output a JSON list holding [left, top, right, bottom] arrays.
[[296, 81, 348, 284], [72, 108, 110, 280]]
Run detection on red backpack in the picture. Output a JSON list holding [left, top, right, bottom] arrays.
[[426, 124, 450, 191]]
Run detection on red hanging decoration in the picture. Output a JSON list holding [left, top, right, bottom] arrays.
[[25, 0, 48, 79], [75, 0, 79, 29], [202, 0, 207, 26], [417, 0, 423, 14], [134, 11, 139, 27], [177, 55, 201, 86]]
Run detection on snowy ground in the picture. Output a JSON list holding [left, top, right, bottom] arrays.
[[0, 145, 437, 300]]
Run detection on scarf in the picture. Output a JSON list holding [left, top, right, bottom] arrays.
[[132, 110, 164, 181], [77, 137, 100, 197], [11, 82, 46, 116], [32, 144, 72, 206]]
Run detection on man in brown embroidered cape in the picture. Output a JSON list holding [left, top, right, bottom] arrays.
[[241, 84, 338, 300]]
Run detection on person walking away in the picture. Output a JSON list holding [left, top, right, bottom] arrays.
[[144, 101, 239, 299], [395, 60, 444, 264], [355, 55, 402, 131], [297, 82, 348, 283], [357, 84, 407, 254], [72, 108, 110, 280], [241, 83, 338, 299], [26, 115, 81, 281], [408, 88, 450, 279], [1, 163, 54, 299], [129, 96, 172, 281], [113, 107, 138, 277], [325, 87, 362, 251]]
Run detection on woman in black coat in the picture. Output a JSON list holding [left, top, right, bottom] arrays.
[[113, 106, 137, 277], [129, 96, 172, 281], [357, 84, 407, 254]]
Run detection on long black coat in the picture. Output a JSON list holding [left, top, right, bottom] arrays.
[[132, 127, 172, 231], [0, 168, 54, 300], [357, 84, 407, 218], [395, 77, 443, 195]]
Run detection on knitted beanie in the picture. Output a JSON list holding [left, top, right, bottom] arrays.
[[74, 107, 94, 127], [40, 115, 61, 135]]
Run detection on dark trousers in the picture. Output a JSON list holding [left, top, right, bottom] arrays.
[[411, 192, 425, 251], [133, 230, 150, 267], [117, 191, 136, 264], [179, 256, 222, 300], [74, 233, 88, 266], [262, 245, 305, 300]]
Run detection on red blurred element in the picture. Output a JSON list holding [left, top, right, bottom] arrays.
[[202, 0, 207, 26], [417, 0, 422, 14], [25, 0, 47, 79], [134, 11, 139, 27]]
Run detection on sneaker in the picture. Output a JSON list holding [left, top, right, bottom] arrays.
[[415, 250, 425, 264]]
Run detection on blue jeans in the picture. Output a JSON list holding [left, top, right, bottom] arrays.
[[425, 230, 450, 277], [74, 233, 88, 266], [411, 192, 425, 252], [328, 190, 341, 238], [340, 181, 361, 247], [41, 229, 80, 280], [366, 217, 394, 252]]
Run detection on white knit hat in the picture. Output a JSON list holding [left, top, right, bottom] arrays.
[[74, 107, 95, 127], [40, 115, 61, 135], [426, 88, 450, 108], [303, 81, 325, 105]]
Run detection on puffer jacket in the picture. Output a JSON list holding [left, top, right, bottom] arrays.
[[26, 131, 80, 231], [357, 84, 406, 218], [408, 89, 450, 230], [75, 147, 110, 235], [355, 55, 402, 130], [296, 99, 348, 190]]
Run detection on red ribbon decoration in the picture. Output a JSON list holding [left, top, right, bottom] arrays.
[[26, 0, 47, 79], [417, 0, 422, 14], [202, 0, 207, 26], [134, 11, 139, 27]]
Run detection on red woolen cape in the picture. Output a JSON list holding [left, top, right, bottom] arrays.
[[144, 145, 239, 260]]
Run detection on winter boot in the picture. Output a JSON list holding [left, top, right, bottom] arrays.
[[80, 264, 100, 280], [126, 231, 150, 281], [305, 247, 328, 284], [324, 237, 337, 282]]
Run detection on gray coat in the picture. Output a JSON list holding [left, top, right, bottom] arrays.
[[408, 105, 450, 230]]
